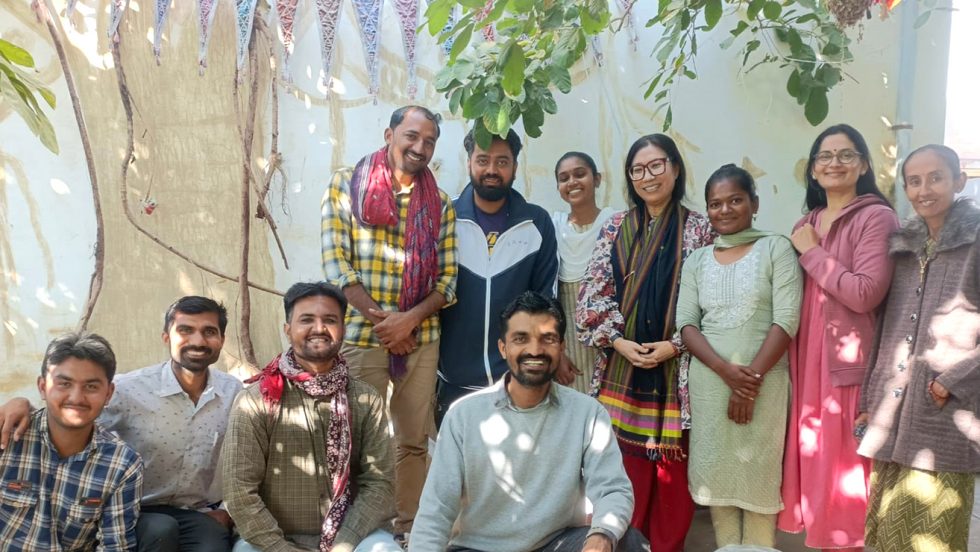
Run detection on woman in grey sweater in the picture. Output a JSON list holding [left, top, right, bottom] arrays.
[[857, 144, 980, 552]]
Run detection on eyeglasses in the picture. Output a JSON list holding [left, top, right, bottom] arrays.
[[629, 158, 670, 181], [813, 150, 862, 166]]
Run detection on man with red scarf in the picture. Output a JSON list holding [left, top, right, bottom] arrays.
[[222, 282, 400, 552], [321, 105, 457, 546]]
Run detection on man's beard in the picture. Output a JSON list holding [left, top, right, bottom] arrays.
[[471, 174, 513, 202], [174, 347, 217, 372], [510, 354, 556, 388]]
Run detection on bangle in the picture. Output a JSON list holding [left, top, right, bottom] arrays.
[[670, 343, 681, 358]]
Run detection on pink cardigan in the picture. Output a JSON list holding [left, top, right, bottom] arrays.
[[794, 194, 900, 386]]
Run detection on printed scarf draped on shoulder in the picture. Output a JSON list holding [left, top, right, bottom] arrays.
[[349, 146, 442, 377], [245, 350, 352, 551], [599, 203, 688, 461]]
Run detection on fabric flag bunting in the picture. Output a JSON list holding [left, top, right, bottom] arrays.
[[439, 4, 460, 57], [589, 35, 604, 67], [617, 0, 638, 51], [108, 0, 129, 41], [197, 0, 219, 74], [352, 0, 384, 100], [65, 0, 79, 18], [275, 0, 300, 81], [313, 0, 343, 89], [477, 0, 495, 42], [153, 0, 172, 64], [236, 0, 259, 71], [392, 0, 420, 98]]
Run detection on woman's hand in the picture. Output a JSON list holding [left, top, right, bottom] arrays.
[[790, 223, 820, 254], [641, 341, 679, 364], [928, 380, 950, 408], [612, 338, 659, 369], [717, 362, 762, 398], [728, 393, 755, 425], [853, 412, 869, 443]]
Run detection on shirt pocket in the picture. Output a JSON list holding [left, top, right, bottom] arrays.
[[0, 485, 38, 543], [61, 502, 102, 551]]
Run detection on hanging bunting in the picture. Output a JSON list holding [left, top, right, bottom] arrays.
[[391, 0, 420, 98], [236, 0, 259, 71], [589, 35, 604, 67], [197, 0, 219, 74], [352, 0, 384, 100], [439, 4, 460, 57], [313, 0, 343, 88], [276, 0, 300, 80], [153, 0, 172, 64], [108, 0, 129, 42], [476, 0, 495, 42], [66, 0, 79, 18], [616, 0, 638, 51]]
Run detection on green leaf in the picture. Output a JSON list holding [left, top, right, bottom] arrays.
[[512, 0, 534, 13], [742, 39, 760, 66], [496, 98, 511, 132], [549, 64, 572, 94], [0, 39, 35, 68], [540, 89, 558, 114], [731, 20, 750, 36], [500, 41, 527, 98], [478, 0, 509, 29], [914, 11, 931, 29], [664, 105, 673, 130], [462, 91, 491, 119], [704, 0, 723, 29], [449, 23, 474, 63], [451, 58, 477, 81], [815, 64, 841, 87], [804, 88, 829, 125], [432, 68, 458, 91], [474, 120, 494, 150], [449, 87, 464, 114], [523, 102, 545, 130], [763, 1, 782, 20], [747, 0, 766, 20], [457, 0, 487, 8], [786, 69, 801, 98]]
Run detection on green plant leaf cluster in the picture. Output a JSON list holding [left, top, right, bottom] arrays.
[[0, 38, 58, 153], [424, 0, 610, 149]]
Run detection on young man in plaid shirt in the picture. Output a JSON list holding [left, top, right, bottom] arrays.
[[321, 105, 457, 545], [0, 332, 143, 551]]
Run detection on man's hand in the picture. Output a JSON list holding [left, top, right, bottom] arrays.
[[203, 509, 234, 530], [0, 398, 33, 451], [582, 533, 614, 552], [556, 353, 582, 386], [369, 309, 420, 348], [387, 335, 418, 357]]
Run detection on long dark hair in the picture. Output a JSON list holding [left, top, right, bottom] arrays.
[[624, 134, 686, 211], [803, 124, 890, 212], [554, 151, 599, 180]]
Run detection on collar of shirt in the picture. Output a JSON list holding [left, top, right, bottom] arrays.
[[492, 373, 561, 411], [37, 409, 103, 463], [155, 361, 230, 407]]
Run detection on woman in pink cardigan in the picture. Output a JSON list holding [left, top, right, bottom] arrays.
[[777, 124, 899, 550]]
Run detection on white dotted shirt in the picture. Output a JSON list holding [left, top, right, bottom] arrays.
[[99, 361, 243, 509]]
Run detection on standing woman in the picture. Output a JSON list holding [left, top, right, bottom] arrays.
[[576, 134, 714, 550], [778, 124, 900, 550], [677, 165, 803, 548], [552, 152, 616, 393], [858, 145, 979, 552]]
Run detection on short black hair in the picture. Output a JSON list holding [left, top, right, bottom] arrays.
[[705, 163, 758, 203], [390, 105, 441, 138], [463, 127, 523, 159], [284, 282, 348, 321], [554, 151, 599, 181], [164, 296, 228, 336], [902, 144, 962, 184], [803, 123, 891, 212], [499, 291, 566, 339], [624, 133, 687, 210], [41, 332, 117, 381]]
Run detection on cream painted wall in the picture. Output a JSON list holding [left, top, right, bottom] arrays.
[[0, 0, 953, 403]]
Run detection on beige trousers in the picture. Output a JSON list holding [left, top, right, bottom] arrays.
[[342, 340, 439, 535], [710, 506, 777, 548]]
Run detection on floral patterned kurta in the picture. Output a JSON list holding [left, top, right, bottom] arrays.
[[576, 209, 715, 429]]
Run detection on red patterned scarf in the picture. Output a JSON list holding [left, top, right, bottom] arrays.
[[349, 146, 442, 377], [246, 350, 352, 550]]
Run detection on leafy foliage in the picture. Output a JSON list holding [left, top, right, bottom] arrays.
[[424, 0, 887, 137], [0, 37, 57, 153]]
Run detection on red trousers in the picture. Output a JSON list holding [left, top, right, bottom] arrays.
[[622, 451, 695, 552]]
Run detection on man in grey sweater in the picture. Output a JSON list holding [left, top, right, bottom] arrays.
[[410, 292, 648, 552]]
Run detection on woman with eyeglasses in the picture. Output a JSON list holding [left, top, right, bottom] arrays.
[[576, 134, 714, 550], [857, 145, 979, 552], [551, 151, 616, 393], [778, 124, 899, 551]]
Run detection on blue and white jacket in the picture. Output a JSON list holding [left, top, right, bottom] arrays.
[[438, 184, 559, 391]]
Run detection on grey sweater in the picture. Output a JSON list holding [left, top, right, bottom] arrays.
[[410, 376, 634, 552]]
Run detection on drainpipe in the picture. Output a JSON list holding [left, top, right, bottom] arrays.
[[892, 0, 918, 219]]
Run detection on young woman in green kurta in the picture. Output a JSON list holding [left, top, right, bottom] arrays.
[[676, 165, 804, 548]]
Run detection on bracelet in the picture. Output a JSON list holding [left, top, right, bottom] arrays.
[[670, 342, 681, 358]]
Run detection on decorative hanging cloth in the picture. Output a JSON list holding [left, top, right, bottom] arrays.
[[352, 0, 384, 100], [275, 0, 300, 81], [476, 0, 495, 42], [439, 4, 460, 57], [108, 0, 129, 42], [616, 0, 639, 51], [236, 0, 259, 71], [65, 0, 79, 18], [153, 0, 172, 64], [313, 0, 344, 89], [391, 0, 420, 98], [196, 0, 219, 74], [589, 35, 604, 67]]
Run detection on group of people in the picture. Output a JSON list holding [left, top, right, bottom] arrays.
[[0, 104, 975, 552]]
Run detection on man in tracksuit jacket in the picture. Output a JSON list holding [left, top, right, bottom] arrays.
[[437, 127, 559, 425]]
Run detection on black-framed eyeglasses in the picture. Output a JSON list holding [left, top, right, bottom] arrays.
[[629, 158, 670, 181], [813, 150, 861, 166]]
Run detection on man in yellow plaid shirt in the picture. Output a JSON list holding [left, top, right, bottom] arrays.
[[321, 105, 457, 547]]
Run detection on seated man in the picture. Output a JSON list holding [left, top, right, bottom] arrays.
[[0, 296, 241, 551], [222, 282, 400, 552], [0, 332, 143, 551], [410, 292, 649, 552]]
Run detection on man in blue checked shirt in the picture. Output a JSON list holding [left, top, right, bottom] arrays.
[[0, 332, 143, 551]]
